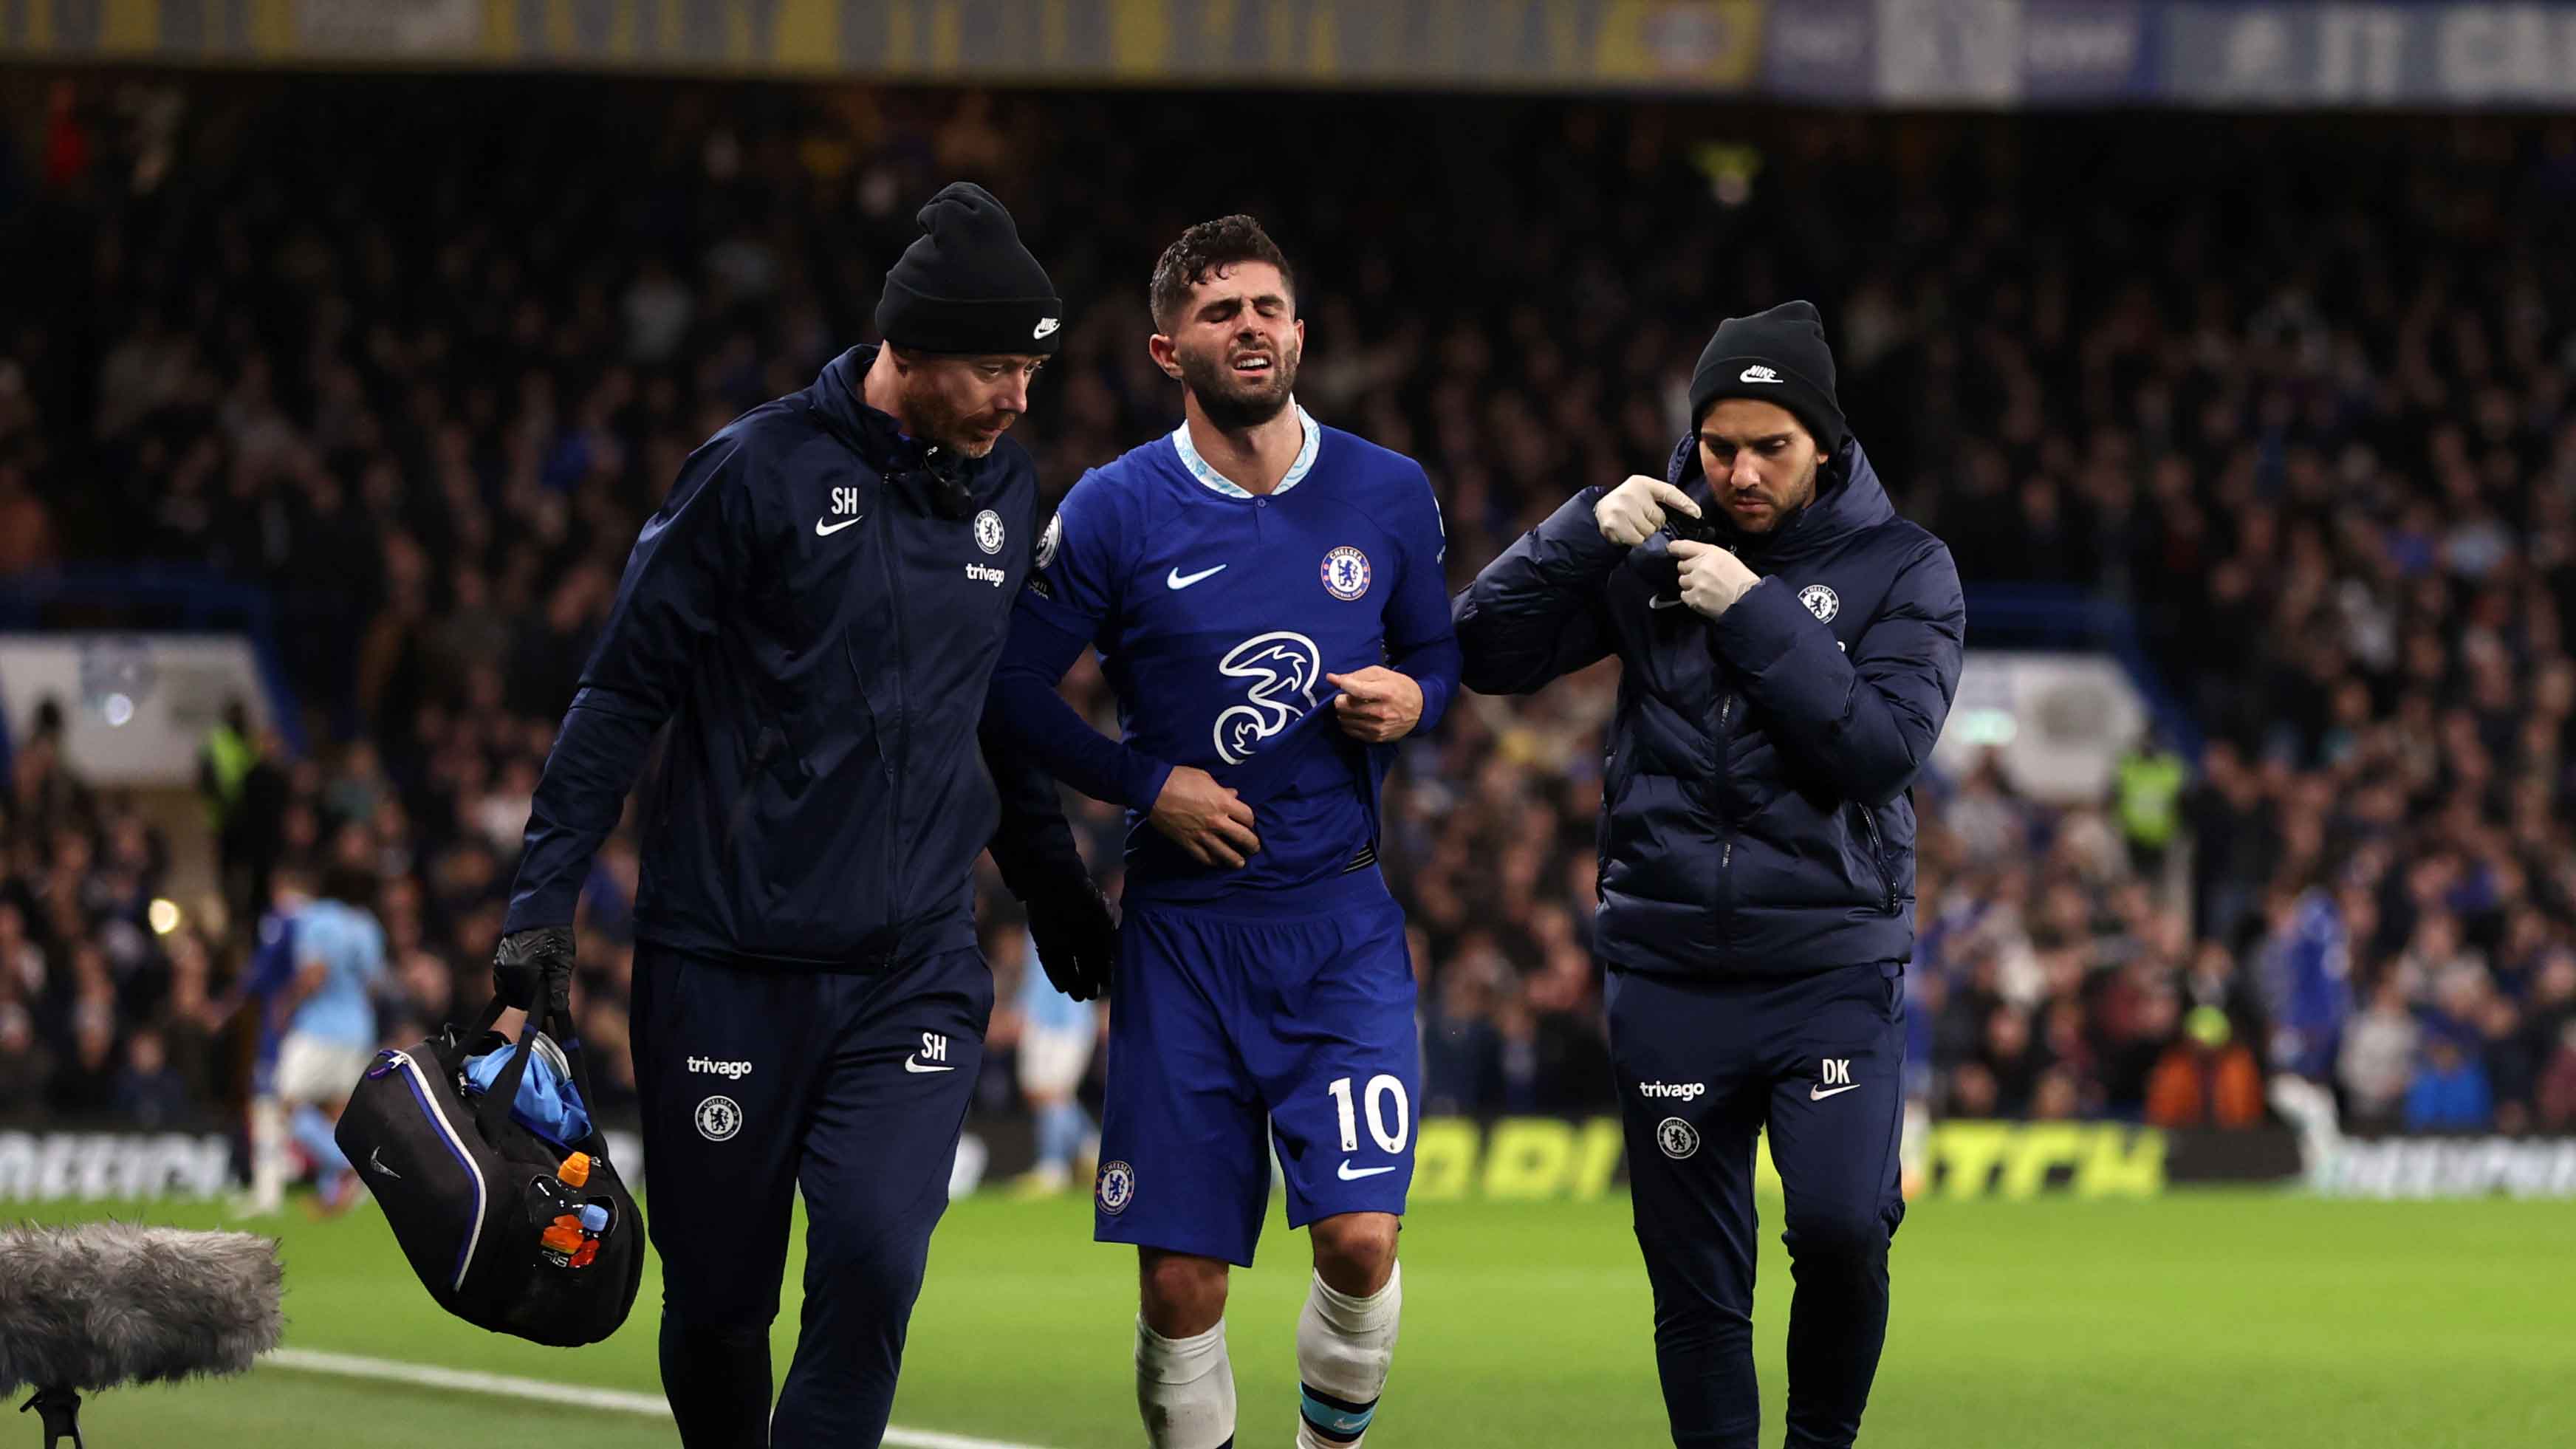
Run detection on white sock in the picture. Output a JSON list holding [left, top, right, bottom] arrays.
[[1295, 1263, 1402, 1448], [247, 1095, 287, 1213], [1137, 1316, 1236, 1449]]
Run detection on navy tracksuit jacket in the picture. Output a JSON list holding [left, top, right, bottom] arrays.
[[1456, 434, 1964, 1449], [504, 343, 1077, 966], [504, 344, 1079, 1448]]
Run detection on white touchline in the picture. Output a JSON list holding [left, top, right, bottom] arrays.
[[264, 1348, 1053, 1449]]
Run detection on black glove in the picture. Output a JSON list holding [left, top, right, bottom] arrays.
[[1026, 875, 1116, 1003], [493, 925, 575, 1021]]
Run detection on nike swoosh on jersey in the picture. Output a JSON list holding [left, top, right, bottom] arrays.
[[1337, 1160, 1398, 1181], [1648, 595, 1688, 609], [1167, 564, 1227, 589], [903, 1057, 955, 1073], [1809, 1083, 1861, 1100], [816, 515, 864, 536]]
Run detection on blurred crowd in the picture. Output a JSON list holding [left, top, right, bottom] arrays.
[[0, 702, 208, 1125], [6, 78, 2576, 1140]]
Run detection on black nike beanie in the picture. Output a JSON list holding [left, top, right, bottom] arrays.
[[1687, 300, 1847, 456], [875, 182, 1062, 357]]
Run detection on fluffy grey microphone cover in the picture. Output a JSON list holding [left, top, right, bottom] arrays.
[[0, 1222, 285, 1394]]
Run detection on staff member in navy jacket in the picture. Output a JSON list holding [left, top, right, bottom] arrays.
[[1454, 302, 1964, 1449], [490, 183, 1114, 1449]]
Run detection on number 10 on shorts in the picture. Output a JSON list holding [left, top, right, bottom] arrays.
[[1326, 1074, 1411, 1154]]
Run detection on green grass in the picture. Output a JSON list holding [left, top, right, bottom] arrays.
[[16, 1189, 2574, 1447]]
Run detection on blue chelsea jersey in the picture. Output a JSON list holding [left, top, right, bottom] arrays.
[[1010, 406, 1459, 909]]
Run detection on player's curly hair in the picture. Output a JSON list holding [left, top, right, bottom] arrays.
[[1150, 215, 1295, 330]]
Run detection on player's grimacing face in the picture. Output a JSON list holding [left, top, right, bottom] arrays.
[[898, 353, 1045, 458], [1157, 261, 1302, 419], [1697, 398, 1820, 535]]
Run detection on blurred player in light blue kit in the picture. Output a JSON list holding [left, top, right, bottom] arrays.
[[1012, 925, 1102, 1196], [269, 863, 387, 1213], [987, 216, 1460, 1449]]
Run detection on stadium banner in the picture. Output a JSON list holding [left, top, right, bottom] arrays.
[[2165, 1122, 2303, 1186], [0, 1119, 2310, 1201], [2316, 1137, 2576, 1199], [881, 1118, 2295, 1200], [1764, 1, 2576, 107], [14, 0, 2576, 106], [0, 1126, 649, 1202], [0, 1130, 233, 1202], [1764, 0, 2154, 107], [955, 1117, 2293, 1202], [1925, 1120, 2166, 1199], [0, 0, 1767, 91], [2164, 2, 2576, 108]]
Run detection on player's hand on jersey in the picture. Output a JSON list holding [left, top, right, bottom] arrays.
[[1668, 539, 1763, 619], [1326, 668, 1425, 743], [1150, 766, 1261, 869], [492, 925, 575, 1020], [1026, 871, 1117, 1002], [1594, 474, 1702, 547]]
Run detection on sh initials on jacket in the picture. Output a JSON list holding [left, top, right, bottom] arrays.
[[905, 1031, 955, 1073], [817, 486, 864, 535], [1810, 1058, 1858, 1100]]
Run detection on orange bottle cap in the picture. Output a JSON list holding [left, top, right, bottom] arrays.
[[558, 1152, 592, 1188]]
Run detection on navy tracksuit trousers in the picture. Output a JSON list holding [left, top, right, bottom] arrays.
[[630, 942, 993, 1448], [1608, 961, 1908, 1449]]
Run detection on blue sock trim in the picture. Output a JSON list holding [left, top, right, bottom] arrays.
[[291, 1103, 348, 1176], [1300, 1384, 1377, 1442]]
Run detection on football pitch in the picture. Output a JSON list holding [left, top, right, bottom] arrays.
[[16, 1190, 2570, 1448]]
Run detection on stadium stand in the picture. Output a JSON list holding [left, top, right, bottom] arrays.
[[6, 77, 2576, 1141]]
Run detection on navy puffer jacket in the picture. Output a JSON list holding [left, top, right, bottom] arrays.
[[1453, 436, 1965, 979]]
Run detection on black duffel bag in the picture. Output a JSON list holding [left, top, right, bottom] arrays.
[[335, 966, 644, 1346]]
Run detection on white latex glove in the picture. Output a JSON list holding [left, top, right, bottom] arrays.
[[1594, 475, 1703, 547], [1668, 539, 1764, 618]]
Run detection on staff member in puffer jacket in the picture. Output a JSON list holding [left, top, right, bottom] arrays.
[[1453, 301, 1964, 1449]]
